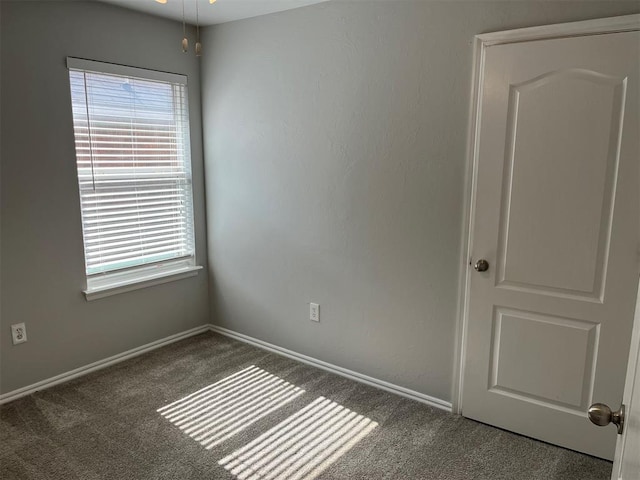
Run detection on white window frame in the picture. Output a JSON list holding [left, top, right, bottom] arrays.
[[67, 58, 201, 301]]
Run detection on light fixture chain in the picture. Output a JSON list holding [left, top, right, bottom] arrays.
[[181, 0, 188, 52]]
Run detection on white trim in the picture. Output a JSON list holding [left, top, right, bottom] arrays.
[[0, 325, 209, 405], [66, 57, 187, 85], [84, 264, 202, 301], [477, 14, 640, 46], [613, 279, 640, 479], [451, 34, 485, 415], [209, 325, 452, 412], [1, 323, 453, 412], [454, 14, 640, 417]]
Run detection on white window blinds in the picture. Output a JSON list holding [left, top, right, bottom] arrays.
[[68, 60, 195, 277]]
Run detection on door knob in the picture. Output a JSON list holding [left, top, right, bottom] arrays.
[[588, 403, 624, 434], [474, 259, 490, 272]]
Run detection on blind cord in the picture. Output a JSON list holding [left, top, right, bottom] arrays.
[[82, 72, 97, 191]]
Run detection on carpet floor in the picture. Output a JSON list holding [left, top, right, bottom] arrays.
[[1, 332, 612, 480]]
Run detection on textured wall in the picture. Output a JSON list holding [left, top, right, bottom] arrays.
[[201, 1, 640, 402], [0, 1, 209, 394]]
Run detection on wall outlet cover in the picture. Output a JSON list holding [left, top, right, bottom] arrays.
[[11, 323, 27, 345], [310, 303, 320, 322]]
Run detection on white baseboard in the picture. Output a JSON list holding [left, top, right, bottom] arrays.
[[0, 325, 210, 405], [1, 323, 453, 413], [209, 324, 453, 412]]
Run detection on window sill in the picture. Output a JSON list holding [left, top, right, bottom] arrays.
[[83, 265, 202, 301]]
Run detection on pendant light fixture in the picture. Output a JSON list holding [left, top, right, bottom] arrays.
[[155, 0, 214, 54], [181, 0, 188, 53], [195, 0, 202, 56]]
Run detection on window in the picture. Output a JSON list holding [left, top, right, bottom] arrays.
[[67, 58, 200, 300]]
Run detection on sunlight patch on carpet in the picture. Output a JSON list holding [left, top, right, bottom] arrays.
[[218, 396, 378, 480], [157, 365, 304, 448]]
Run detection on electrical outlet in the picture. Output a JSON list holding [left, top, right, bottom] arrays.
[[11, 323, 27, 345], [310, 303, 320, 322]]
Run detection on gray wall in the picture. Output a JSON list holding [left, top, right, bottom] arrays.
[[0, 1, 209, 394], [201, 1, 640, 402]]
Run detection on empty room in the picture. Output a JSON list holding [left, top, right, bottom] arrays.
[[1, 0, 640, 479]]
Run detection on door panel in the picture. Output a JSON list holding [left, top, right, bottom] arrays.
[[489, 308, 599, 412], [463, 30, 639, 460], [497, 70, 626, 300]]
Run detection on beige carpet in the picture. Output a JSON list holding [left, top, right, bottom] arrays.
[[0, 332, 612, 479]]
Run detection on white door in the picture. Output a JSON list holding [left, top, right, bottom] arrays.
[[611, 284, 640, 479], [462, 21, 639, 460]]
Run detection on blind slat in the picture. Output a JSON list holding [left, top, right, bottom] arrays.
[[86, 236, 187, 255], [86, 245, 188, 266], [85, 226, 187, 244], [81, 215, 189, 231]]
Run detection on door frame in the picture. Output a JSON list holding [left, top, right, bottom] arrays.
[[613, 278, 640, 478], [452, 13, 640, 415]]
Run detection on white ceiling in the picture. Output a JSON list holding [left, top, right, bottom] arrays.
[[99, 0, 329, 26]]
